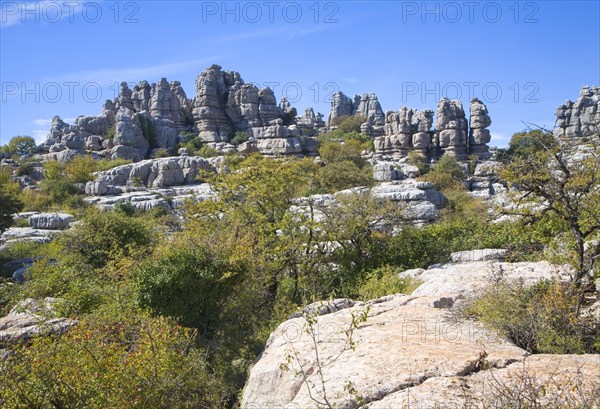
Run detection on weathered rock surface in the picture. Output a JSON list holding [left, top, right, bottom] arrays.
[[83, 183, 216, 211], [327, 91, 385, 136], [469, 98, 492, 159], [402, 260, 571, 298], [85, 156, 213, 195], [0, 298, 76, 346], [28, 213, 74, 230], [242, 260, 596, 408], [0, 227, 62, 251], [367, 354, 600, 408], [436, 98, 469, 160], [554, 85, 600, 140], [450, 248, 507, 263], [241, 294, 527, 408]]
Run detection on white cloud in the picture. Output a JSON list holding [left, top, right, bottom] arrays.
[[33, 118, 52, 127], [490, 132, 510, 147], [32, 129, 48, 144], [1, 1, 87, 28]]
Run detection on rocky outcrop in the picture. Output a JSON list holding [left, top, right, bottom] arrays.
[[28, 213, 74, 230], [554, 85, 600, 140], [83, 184, 216, 211], [375, 108, 435, 160], [469, 98, 493, 159], [327, 91, 385, 136], [0, 298, 76, 346], [436, 98, 469, 160], [241, 260, 595, 408], [400, 260, 571, 298], [85, 156, 213, 196], [367, 354, 600, 408], [241, 293, 528, 408], [296, 107, 326, 136]]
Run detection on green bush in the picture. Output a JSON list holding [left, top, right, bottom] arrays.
[[139, 115, 158, 149], [0, 312, 223, 408], [318, 160, 373, 192], [331, 115, 366, 133], [135, 246, 236, 333], [230, 131, 249, 146], [466, 280, 600, 354], [198, 145, 219, 158], [104, 123, 116, 139], [0, 169, 23, 234], [421, 155, 466, 192], [357, 266, 420, 301], [319, 140, 367, 168]]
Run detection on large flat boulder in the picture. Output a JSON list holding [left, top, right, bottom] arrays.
[[241, 294, 527, 408], [402, 261, 571, 298]]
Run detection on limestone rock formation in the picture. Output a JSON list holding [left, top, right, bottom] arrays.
[[327, 91, 385, 136], [28, 213, 74, 230], [296, 107, 326, 136], [110, 109, 149, 161], [375, 108, 435, 160], [241, 260, 594, 408], [553, 85, 600, 139], [241, 293, 528, 408], [469, 97, 493, 159], [436, 98, 469, 159], [84, 156, 213, 196]]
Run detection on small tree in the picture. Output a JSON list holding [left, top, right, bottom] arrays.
[[6, 136, 37, 156], [501, 131, 600, 291]]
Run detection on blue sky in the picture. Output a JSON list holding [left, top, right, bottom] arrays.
[[1, 0, 599, 147]]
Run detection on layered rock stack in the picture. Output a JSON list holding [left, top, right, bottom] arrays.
[[412, 109, 435, 158], [375, 107, 416, 159], [553, 85, 600, 140], [468, 98, 492, 159], [327, 91, 385, 136], [373, 97, 490, 161], [296, 107, 326, 136], [435, 98, 469, 160]]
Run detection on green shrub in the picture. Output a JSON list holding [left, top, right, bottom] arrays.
[[466, 280, 600, 354], [135, 247, 236, 332], [139, 115, 158, 149], [318, 160, 373, 192], [104, 123, 116, 139], [65, 155, 97, 183], [421, 155, 466, 192], [152, 148, 170, 158], [15, 161, 36, 177], [319, 140, 367, 168], [0, 312, 223, 408], [95, 158, 132, 172], [331, 115, 366, 133], [198, 145, 219, 158], [357, 266, 420, 301], [230, 131, 249, 146], [0, 169, 23, 233]]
